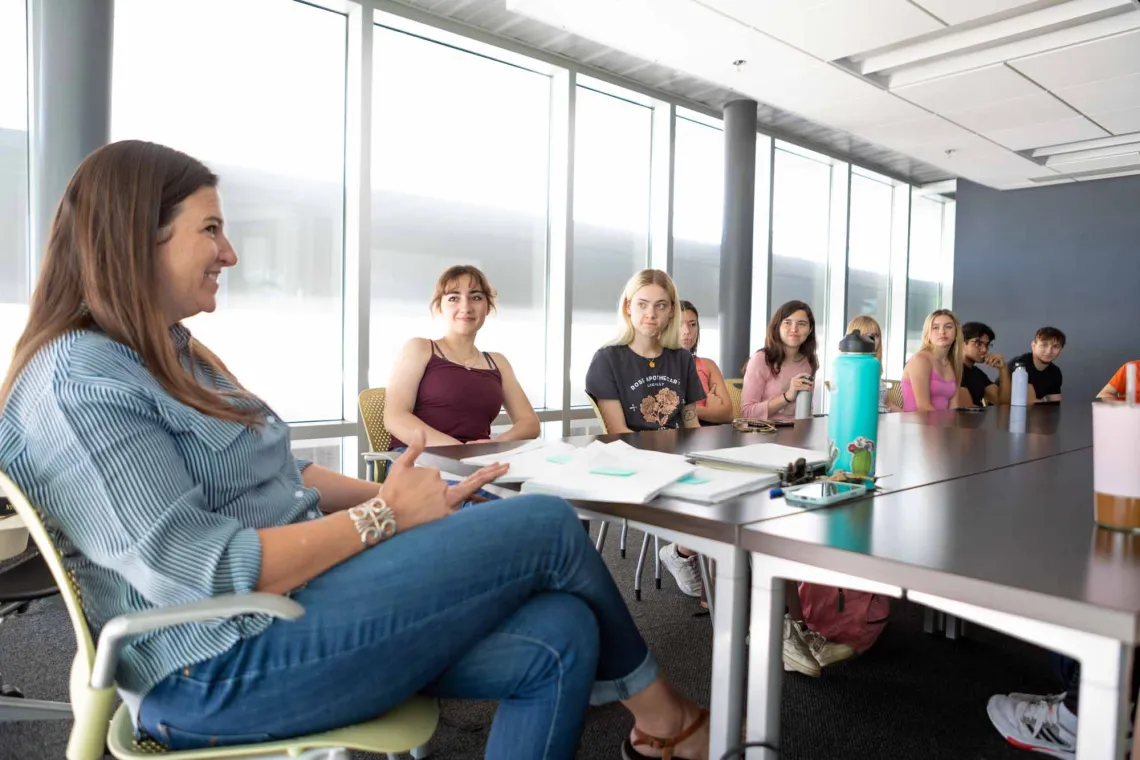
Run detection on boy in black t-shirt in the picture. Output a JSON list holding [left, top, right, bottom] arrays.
[[1009, 326, 1066, 402], [960, 322, 1011, 406]]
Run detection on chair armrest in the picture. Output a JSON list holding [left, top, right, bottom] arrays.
[[363, 451, 399, 462], [91, 593, 304, 689]]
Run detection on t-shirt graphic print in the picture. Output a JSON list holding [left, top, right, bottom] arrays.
[[585, 345, 706, 432]]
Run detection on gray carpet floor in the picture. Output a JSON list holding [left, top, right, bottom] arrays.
[[0, 526, 1061, 760]]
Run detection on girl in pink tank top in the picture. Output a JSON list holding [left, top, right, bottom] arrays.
[[901, 309, 965, 412]]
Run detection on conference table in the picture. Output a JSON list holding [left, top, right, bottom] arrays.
[[414, 403, 1136, 760]]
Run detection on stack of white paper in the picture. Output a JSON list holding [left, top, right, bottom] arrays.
[[687, 443, 830, 472], [461, 440, 580, 484], [659, 466, 780, 504], [520, 441, 695, 504]]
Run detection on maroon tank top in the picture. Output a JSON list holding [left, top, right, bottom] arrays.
[[389, 341, 504, 450]]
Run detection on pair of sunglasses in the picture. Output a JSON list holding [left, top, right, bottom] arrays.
[[731, 417, 776, 434]]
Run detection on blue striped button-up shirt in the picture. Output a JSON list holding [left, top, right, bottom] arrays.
[[0, 325, 319, 714]]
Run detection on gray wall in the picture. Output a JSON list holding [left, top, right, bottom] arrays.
[[953, 176, 1140, 402]]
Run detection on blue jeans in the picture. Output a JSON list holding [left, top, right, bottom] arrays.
[[138, 496, 657, 759]]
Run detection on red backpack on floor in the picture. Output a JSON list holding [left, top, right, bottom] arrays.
[[798, 582, 891, 654]]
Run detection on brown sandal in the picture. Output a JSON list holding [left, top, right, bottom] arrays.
[[621, 708, 710, 760]]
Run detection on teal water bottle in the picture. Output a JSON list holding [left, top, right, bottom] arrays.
[[827, 329, 881, 478]]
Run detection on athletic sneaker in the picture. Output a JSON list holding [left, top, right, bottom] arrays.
[[658, 543, 702, 597], [987, 692, 1077, 759], [798, 624, 856, 667], [782, 615, 821, 678]]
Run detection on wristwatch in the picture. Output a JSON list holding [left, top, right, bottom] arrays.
[[348, 497, 397, 547]]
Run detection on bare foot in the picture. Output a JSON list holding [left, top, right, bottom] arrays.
[[628, 702, 709, 760]]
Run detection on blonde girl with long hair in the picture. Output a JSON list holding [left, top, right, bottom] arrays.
[[846, 314, 895, 412], [585, 269, 705, 434], [901, 308, 965, 412]]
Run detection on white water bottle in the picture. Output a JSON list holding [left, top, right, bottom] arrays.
[[795, 389, 813, 419], [1011, 365, 1029, 407]]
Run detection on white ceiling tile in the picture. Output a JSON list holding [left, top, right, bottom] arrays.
[[947, 92, 1079, 132], [799, 90, 929, 130], [912, 0, 1046, 26], [1055, 72, 1140, 115], [1010, 29, 1140, 90], [984, 116, 1110, 150], [698, 0, 944, 61], [1089, 105, 1140, 134], [893, 65, 1042, 112], [860, 115, 978, 149]]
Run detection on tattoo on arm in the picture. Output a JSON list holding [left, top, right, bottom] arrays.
[[683, 407, 697, 422]]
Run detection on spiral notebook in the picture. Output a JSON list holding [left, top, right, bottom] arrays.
[[686, 443, 829, 472]]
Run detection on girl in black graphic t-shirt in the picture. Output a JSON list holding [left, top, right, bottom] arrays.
[[585, 269, 705, 433], [585, 269, 708, 602]]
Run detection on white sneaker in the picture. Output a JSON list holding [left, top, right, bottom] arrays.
[[782, 615, 821, 678], [987, 693, 1076, 759], [798, 624, 856, 667], [658, 543, 702, 597]]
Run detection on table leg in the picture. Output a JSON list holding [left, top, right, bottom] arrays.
[[709, 548, 749, 760], [745, 554, 785, 760], [1074, 641, 1131, 760]]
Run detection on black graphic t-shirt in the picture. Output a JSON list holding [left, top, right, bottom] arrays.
[[1009, 352, 1063, 398], [585, 345, 706, 431]]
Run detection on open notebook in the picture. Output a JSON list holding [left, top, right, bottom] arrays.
[[461, 440, 580, 484], [520, 441, 695, 504], [687, 443, 830, 472]]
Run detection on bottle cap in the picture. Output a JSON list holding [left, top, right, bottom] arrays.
[[838, 329, 876, 354]]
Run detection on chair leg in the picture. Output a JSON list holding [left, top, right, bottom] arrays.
[[620, 520, 628, 559], [654, 535, 662, 589], [0, 695, 72, 722], [698, 555, 715, 621], [411, 744, 431, 759], [634, 533, 650, 601], [595, 521, 609, 553]]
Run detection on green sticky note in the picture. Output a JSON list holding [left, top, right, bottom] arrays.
[[676, 473, 712, 486], [589, 466, 637, 477], [546, 454, 574, 464]]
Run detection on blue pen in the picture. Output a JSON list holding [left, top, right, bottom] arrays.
[[768, 487, 784, 499]]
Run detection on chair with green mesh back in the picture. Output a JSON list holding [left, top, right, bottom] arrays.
[[724, 378, 743, 420], [885, 379, 903, 411], [0, 469, 438, 760], [358, 388, 400, 483]]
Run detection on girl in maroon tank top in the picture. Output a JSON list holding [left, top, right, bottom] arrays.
[[385, 265, 540, 450]]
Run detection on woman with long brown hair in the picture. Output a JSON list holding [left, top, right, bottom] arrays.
[[740, 299, 819, 421], [0, 141, 711, 759]]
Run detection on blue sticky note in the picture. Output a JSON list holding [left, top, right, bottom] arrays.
[[589, 466, 637, 477], [676, 473, 712, 486], [546, 454, 574, 464]]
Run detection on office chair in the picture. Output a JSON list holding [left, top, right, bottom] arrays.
[[0, 470, 437, 760]]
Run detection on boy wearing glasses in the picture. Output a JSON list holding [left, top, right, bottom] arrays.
[[1010, 327, 1066, 402], [960, 322, 1011, 406]]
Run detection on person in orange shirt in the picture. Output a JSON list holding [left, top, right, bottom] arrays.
[[1096, 360, 1140, 401]]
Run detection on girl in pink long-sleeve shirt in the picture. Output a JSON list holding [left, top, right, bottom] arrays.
[[741, 300, 819, 421]]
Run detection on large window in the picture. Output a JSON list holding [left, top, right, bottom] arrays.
[[0, 0, 28, 382], [112, 0, 347, 423], [571, 83, 652, 405], [672, 113, 724, 366], [907, 195, 952, 360], [770, 146, 832, 344], [846, 171, 895, 329], [370, 22, 551, 405]]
